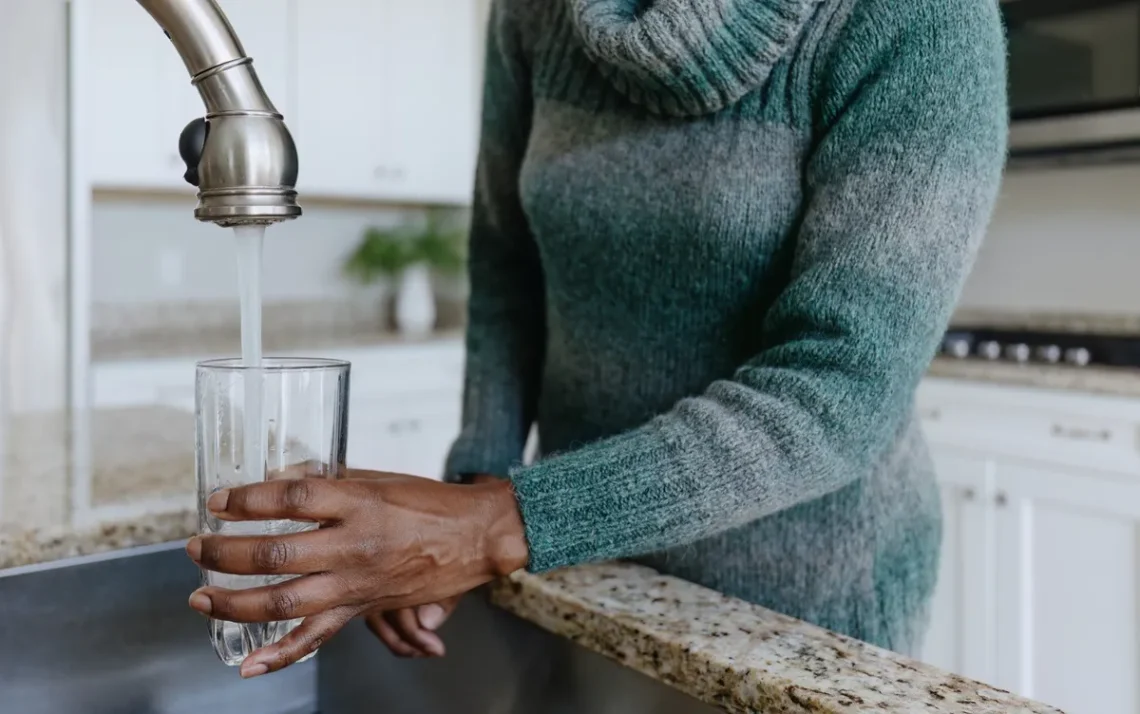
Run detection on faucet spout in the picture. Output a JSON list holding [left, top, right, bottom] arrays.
[[136, 0, 300, 226]]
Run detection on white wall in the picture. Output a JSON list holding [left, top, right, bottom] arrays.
[[92, 194, 415, 305], [94, 160, 1140, 320], [959, 164, 1140, 315]]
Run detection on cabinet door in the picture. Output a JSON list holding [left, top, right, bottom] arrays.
[[294, 0, 478, 203], [347, 393, 461, 479], [922, 448, 996, 684], [85, 0, 291, 191], [85, 0, 191, 189], [994, 462, 1140, 714], [383, 0, 479, 203]]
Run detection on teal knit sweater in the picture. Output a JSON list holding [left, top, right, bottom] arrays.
[[446, 0, 1007, 654]]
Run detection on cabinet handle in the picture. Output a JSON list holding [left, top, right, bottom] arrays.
[[995, 492, 1008, 508], [1051, 424, 1111, 442], [920, 408, 941, 422], [374, 166, 406, 181], [386, 419, 422, 435], [962, 488, 976, 501]]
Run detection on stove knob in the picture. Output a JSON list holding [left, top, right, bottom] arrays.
[[1035, 345, 1062, 364], [942, 337, 971, 359], [1064, 347, 1091, 367], [977, 341, 1001, 360], [1004, 343, 1031, 363]]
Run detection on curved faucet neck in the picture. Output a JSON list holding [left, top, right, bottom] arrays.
[[134, 0, 300, 226]]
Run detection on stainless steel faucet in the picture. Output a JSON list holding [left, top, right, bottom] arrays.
[[136, 0, 301, 226]]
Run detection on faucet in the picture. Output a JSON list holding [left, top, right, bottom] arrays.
[[136, 0, 301, 226]]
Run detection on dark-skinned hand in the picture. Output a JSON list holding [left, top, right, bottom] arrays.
[[185, 470, 528, 678], [359, 474, 503, 658]]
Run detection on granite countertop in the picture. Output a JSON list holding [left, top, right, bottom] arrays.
[[90, 298, 467, 362], [91, 325, 459, 362], [0, 406, 197, 570], [492, 564, 1064, 714], [927, 357, 1140, 398]]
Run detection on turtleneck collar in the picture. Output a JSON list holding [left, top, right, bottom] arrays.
[[566, 0, 823, 117]]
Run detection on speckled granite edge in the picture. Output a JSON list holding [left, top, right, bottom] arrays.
[[491, 564, 1065, 714], [951, 308, 1140, 336], [928, 357, 1140, 398], [0, 510, 195, 571]]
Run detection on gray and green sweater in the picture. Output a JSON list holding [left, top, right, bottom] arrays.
[[446, 0, 1007, 654]]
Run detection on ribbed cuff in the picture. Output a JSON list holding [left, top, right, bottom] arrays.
[[508, 427, 680, 573]]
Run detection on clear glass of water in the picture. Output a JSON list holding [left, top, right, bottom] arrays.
[[195, 357, 350, 666]]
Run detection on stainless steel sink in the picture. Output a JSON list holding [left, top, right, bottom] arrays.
[[1, 544, 713, 714], [0, 543, 316, 714]]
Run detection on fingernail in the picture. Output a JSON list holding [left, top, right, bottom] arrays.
[[424, 636, 445, 657], [241, 663, 268, 679], [188, 590, 213, 615], [417, 604, 446, 631], [207, 489, 230, 514], [185, 537, 202, 563]]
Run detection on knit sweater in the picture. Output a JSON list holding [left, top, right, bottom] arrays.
[[446, 0, 1007, 653]]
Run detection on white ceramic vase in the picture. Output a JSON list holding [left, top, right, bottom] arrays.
[[394, 263, 436, 337]]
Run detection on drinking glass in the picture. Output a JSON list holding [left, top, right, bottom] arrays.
[[195, 357, 350, 666]]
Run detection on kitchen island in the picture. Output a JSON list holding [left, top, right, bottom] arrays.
[[0, 405, 195, 570], [491, 564, 1062, 714], [1, 408, 1062, 713]]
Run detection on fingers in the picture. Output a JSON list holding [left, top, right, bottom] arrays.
[[240, 606, 354, 678], [206, 478, 353, 522], [390, 607, 445, 657], [365, 610, 422, 658], [187, 530, 333, 576], [189, 574, 345, 623], [363, 597, 462, 659]]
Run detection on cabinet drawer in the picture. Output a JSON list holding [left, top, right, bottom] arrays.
[[918, 382, 1140, 477], [347, 392, 461, 478]]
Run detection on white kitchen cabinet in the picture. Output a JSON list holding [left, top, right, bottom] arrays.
[[294, 0, 479, 204], [91, 340, 465, 480], [993, 463, 1140, 714], [83, 0, 292, 190], [85, 0, 188, 189], [918, 377, 1140, 714], [347, 393, 460, 478], [921, 449, 995, 684]]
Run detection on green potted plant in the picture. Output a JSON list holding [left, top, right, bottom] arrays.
[[344, 209, 467, 336]]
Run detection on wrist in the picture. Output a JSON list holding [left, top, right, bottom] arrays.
[[474, 478, 529, 577]]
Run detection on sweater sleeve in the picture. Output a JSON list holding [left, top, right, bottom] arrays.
[[444, 0, 545, 480], [509, 0, 1008, 572]]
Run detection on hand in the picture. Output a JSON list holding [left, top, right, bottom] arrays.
[[360, 474, 499, 659], [184, 471, 527, 678], [363, 596, 462, 658]]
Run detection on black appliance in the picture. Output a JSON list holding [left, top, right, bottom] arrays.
[[1004, 0, 1140, 162], [941, 327, 1140, 369]]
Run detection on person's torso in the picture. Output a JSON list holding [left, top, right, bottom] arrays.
[[514, 1, 829, 445]]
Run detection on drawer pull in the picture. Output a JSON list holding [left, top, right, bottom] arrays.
[[1051, 424, 1111, 442], [387, 419, 422, 435], [920, 408, 941, 422]]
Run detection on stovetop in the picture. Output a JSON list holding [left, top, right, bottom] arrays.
[[941, 327, 1140, 369]]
